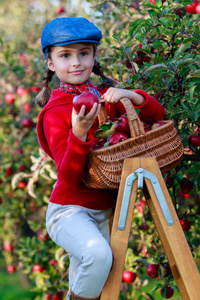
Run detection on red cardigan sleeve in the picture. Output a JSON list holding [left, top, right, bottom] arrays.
[[115, 89, 165, 123], [43, 107, 94, 186], [97, 86, 165, 123]]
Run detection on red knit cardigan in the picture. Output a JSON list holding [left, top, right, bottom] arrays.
[[37, 87, 165, 210]]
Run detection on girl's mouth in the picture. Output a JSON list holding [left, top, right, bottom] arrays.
[[70, 70, 84, 75]]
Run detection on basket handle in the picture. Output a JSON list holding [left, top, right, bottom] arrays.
[[98, 97, 145, 138]]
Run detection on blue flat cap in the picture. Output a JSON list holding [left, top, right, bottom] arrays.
[[41, 17, 103, 58]]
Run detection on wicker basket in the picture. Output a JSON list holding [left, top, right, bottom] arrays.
[[83, 98, 184, 189]]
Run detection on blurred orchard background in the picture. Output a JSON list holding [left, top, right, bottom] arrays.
[[0, 0, 200, 299]]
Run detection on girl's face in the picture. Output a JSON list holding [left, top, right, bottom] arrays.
[[47, 43, 95, 85]]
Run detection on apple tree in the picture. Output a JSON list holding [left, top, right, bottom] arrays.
[[87, 0, 200, 298]]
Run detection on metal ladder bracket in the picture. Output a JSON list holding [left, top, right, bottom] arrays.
[[118, 168, 174, 230]]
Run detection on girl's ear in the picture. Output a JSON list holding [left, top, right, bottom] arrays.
[[47, 58, 55, 72]]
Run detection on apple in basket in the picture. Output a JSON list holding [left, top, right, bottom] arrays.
[[108, 132, 129, 146], [151, 120, 166, 130], [114, 114, 130, 136], [141, 121, 152, 133], [73, 91, 99, 115]]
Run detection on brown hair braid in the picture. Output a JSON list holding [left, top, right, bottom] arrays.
[[92, 60, 123, 88], [35, 68, 55, 107]]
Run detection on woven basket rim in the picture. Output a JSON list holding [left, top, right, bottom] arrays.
[[90, 119, 174, 155]]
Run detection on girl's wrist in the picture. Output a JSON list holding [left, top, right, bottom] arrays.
[[72, 128, 87, 142], [129, 91, 145, 106]]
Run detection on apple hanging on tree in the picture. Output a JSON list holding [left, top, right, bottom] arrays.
[[7, 264, 16, 273], [160, 285, 174, 298], [146, 263, 159, 278], [5, 92, 15, 104], [180, 219, 191, 232], [185, 0, 199, 14], [188, 134, 200, 147], [122, 270, 137, 283]]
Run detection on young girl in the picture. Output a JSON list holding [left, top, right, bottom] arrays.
[[36, 17, 165, 300]]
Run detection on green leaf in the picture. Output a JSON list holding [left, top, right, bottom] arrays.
[[155, 0, 162, 7], [187, 85, 196, 100], [177, 58, 195, 69], [129, 19, 146, 37], [187, 69, 200, 78], [152, 283, 162, 294], [175, 43, 191, 58], [158, 17, 171, 28], [99, 123, 113, 131], [145, 64, 168, 72]]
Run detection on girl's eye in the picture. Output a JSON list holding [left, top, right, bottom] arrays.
[[62, 53, 69, 58], [81, 52, 88, 56]]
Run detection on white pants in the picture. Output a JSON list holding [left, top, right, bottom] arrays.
[[46, 203, 113, 298]]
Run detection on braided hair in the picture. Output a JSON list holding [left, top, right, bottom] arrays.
[[92, 60, 117, 88], [35, 68, 55, 107]]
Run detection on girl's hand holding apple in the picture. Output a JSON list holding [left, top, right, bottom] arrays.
[[72, 102, 101, 142]]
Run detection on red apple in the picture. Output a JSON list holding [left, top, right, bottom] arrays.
[[122, 270, 137, 283], [30, 86, 40, 93], [32, 263, 44, 272], [17, 180, 27, 189], [165, 174, 174, 186], [7, 265, 16, 273], [186, 0, 198, 14], [5, 93, 15, 104], [163, 264, 172, 277], [22, 117, 34, 128], [141, 121, 152, 133], [14, 148, 23, 155], [180, 219, 191, 232], [115, 117, 130, 135], [160, 285, 174, 298], [179, 178, 193, 194], [151, 120, 166, 130], [38, 230, 49, 241], [30, 200, 38, 211], [108, 132, 129, 146], [149, 0, 166, 6], [6, 167, 13, 177], [53, 291, 63, 300], [136, 49, 151, 63], [174, 8, 183, 17], [0, 178, 3, 184], [18, 164, 27, 172], [0, 197, 2, 205], [90, 135, 101, 150], [23, 103, 31, 114], [146, 264, 159, 278], [73, 91, 99, 115], [126, 60, 132, 69], [57, 6, 65, 14], [196, 4, 200, 13], [141, 246, 154, 258], [17, 86, 28, 96], [49, 259, 58, 267], [46, 293, 51, 300], [188, 135, 200, 147], [4, 243, 13, 252], [140, 223, 149, 230], [136, 200, 146, 214]]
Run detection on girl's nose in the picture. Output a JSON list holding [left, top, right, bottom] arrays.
[[72, 55, 81, 66]]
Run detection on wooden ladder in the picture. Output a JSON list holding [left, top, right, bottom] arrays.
[[100, 157, 200, 300]]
